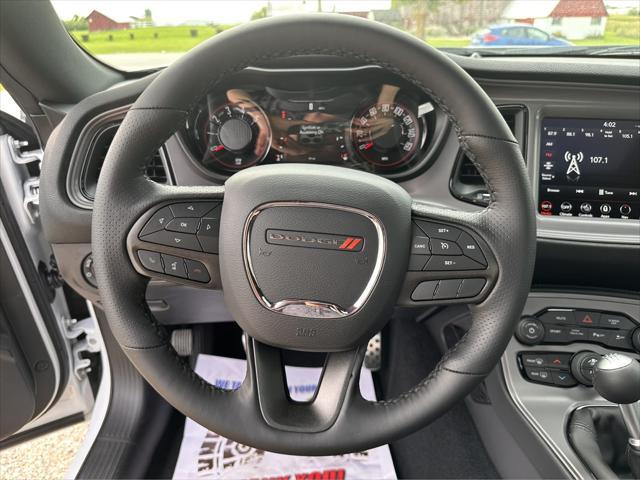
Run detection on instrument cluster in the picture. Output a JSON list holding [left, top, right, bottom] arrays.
[[180, 69, 448, 179]]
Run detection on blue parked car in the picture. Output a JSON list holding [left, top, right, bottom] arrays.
[[471, 24, 573, 47]]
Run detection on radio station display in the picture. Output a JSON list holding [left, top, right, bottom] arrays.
[[538, 118, 640, 220]]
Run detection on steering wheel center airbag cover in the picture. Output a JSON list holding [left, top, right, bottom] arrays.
[[220, 164, 411, 351]]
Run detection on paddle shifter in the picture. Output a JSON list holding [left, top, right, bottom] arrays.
[[593, 353, 640, 478]]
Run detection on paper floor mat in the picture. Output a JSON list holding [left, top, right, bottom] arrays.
[[173, 354, 397, 479]]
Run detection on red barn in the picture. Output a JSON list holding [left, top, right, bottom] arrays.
[[86, 10, 130, 32]]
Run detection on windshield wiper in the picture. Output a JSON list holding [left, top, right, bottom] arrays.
[[443, 45, 640, 59]]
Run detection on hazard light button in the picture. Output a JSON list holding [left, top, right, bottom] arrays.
[[574, 310, 601, 327]]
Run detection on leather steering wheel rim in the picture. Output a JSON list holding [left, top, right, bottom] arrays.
[[92, 14, 536, 455]]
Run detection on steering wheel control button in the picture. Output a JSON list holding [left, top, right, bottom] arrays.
[[456, 232, 487, 266], [411, 280, 439, 301], [539, 309, 575, 324], [165, 217, 199, 234], [575, 310, 600, 326], [82, 254, 98, 288], [425, 255, 484, 271], [139, 206, 174, 237], [408, 255, 430, 271], [185, 259, 210, 283], [516, 317, 545, 345], [137, 250, 164, 274], [197, 217, 221, 254], [161, 254, 188, 279], [457, 278, 486, 298], [430, 239, 462, 256], [433, 279, 462, 300], [140, 230, 202, 251], [170, 202, 219, 218], [414, 220, 461, 241], [411, 236, 430, 254]]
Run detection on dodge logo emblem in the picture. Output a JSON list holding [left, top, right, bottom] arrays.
[[265, 229, 363, 252]]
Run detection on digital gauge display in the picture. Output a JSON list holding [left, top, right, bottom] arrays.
[[538, 118, 640, 220]]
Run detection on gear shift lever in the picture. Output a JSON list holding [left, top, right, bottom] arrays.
[[593, 353, 640, 478]]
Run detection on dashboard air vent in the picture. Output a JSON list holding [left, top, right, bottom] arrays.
[[81, 123, 170, 202], [450, 106, 527, 206]]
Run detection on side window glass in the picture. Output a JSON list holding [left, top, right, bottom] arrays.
[[0, 84, 26, 122]]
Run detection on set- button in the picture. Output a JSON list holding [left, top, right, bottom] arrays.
[[137, 249, 210, 283], [408, 220, 487, 272], [138, 202, 221, 254]]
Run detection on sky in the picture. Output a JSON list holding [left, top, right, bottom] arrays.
[[51, 1, 392, 25]]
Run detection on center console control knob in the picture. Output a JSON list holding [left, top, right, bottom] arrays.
[[515, 316, 545, 346], [632, 328, 640, 353], [570, 351, 601, 386]]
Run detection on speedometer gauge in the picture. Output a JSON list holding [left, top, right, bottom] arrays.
[[196, 100, 271, 172], [350, 102, 420, 169]]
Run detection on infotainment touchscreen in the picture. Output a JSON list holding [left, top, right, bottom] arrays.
[[538, 118, 639, 220]]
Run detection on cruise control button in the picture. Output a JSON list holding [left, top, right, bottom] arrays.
[[424, 255, 485, 271], [457, 278, 486, 298], [539, 309, 575, 324], [600, 313, 636, 330], [137, 250, 163, 273], [170, 202, 219, 218], [161, 254, 187, 278], [414, 220, 461, 241], [411, 236, 430, 254], [139, 206, 173, 237], [408, 255, 430, 271], [544, 326, 568, 343], [430, 239, 462, 256], [575, 310, 600, 327], [197, 217, 220, 254], [456, 232, 487, 266], [434, 279, 462, 300], [551, 371, 578, 387], [140, 230, 202, 251], [165, 217, 199, 234], [185, 259, 210, 283], [411, 280, 439, 301]]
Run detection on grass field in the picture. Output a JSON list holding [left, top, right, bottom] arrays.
[[71, 15, 639, 56]]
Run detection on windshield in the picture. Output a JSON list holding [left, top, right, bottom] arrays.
[[52, 0, 640, 71]]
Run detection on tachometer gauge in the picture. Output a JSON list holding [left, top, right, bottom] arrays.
[[199, 101, 271, 171], [350, 102, 420, 169]]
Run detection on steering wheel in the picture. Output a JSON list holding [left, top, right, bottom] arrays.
[[92, 14, 535, 455]]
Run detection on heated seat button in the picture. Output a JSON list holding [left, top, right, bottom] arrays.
[[165, 217, 199, 234], [414, 220, 461, 241], [574, 310, 600, 327], [434, 279, 462, 300], [411, 236, 430, 255], [197, 217, 221, 254], [185, 259, 210, 283], [140, 230, 202, 251], [137, 250, 163, 273], [139, 206, 173, 237], [411, 280, 439, 301], [170, 202, 219, 218], [456, 232, 487, 266], [430, 239, 462, 256], [424, 255, 485, 271], [161, 254, 188, 279], [551, 371, 578, 387], [457, 278, 486, 298]]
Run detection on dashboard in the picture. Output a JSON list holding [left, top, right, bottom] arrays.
[[178, 68, 448, 180]]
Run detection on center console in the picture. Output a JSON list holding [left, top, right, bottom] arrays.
[[502, 293, 640, 479]]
